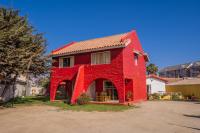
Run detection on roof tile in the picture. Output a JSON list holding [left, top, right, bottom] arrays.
[[52, 33, 128, 56]]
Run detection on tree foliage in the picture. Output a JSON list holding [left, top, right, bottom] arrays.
[[0, 7, 49, 98], [39, 77, 50, 89], [146, 63, 158, 75]]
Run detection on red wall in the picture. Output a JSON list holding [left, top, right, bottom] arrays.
[[53, 48, 124, 68], [75, 53, 91, 65], [51, 48, 126, 103], [70, 65, 85, 103], [122, 31, 147, 101]]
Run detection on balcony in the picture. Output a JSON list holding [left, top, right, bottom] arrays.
[[51, 66, 80, 80]]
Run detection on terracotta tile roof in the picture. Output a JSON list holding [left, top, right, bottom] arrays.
[[52, 33, 129, 56], [162, 78, 183, 83], [147, 74, 168, 82], [167, 78, 200, 85]]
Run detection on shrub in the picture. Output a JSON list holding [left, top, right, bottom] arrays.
[[171, 93, 182, 100], [161, 93, 167, 99], [151, 93, 161, 100], [148, 93, 161, 100], [77, 93, 91, 105], [147, 94, 154, 100]]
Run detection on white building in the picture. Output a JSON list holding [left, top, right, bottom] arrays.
[[0, 75, 44, 102], [146, 75, 168, 94]]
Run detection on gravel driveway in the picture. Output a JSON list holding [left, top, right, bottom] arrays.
[[0, 101, 200, 133]]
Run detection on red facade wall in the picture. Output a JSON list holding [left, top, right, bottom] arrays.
[[70, 65, 85, 103], [50, 66, 79, 101], [50, 31, 147, 103], [122, 31, 147, 101], [75, 53, 91, 65]]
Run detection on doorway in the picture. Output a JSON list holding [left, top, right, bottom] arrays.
[[103, 80, 118, 100]]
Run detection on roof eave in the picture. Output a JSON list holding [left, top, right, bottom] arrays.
[[51, 45, 126, 57]]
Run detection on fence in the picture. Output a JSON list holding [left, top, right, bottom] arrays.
[[166, 84, 200, 98]]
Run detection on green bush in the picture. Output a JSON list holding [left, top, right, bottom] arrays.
[[161, 93, 167, 99], [151, 93, 161, 100], [148, 93, 161, 100], [171, 93, 182, 100], [77, 93, 91, 105], [148, 92, 185, 101], [147, 94, 153, 100]]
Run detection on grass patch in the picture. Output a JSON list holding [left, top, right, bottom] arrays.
[[2, 96, 134, 112]]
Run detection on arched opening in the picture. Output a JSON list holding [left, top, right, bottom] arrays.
[[55, 80, 74, 101], [86, 78, 119, 103]]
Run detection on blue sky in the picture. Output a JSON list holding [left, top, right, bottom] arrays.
[[1, 0, 200, 68]]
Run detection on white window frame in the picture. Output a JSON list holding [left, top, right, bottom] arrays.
[[91, 51, 111, 65], [134, 53, 139, 66], [59, 56, 74, 68]]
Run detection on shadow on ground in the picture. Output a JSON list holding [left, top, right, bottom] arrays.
[[168, 123, 200, 131], [183, 114, 200, 119]]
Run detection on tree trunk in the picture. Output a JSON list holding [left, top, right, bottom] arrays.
[[0, 79, 11, 100], [25, 57, 33, 96], [11, 75, 17, 107], [25, 74, 31, 96]]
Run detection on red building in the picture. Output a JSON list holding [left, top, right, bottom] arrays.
[[50, 30, 149, 104]]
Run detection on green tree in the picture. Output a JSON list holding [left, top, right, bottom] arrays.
[[0, 8, 49, 102], [146, 63, 158, 75], [38, 76, 50, 94]]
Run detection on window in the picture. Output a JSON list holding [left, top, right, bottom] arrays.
[[63, 58, 70, 67], [59, 56, 74, 68], [134, 53, 138, 66], [103, 80, 115, 90], [91, 51, 111, 65], [103, 80, 118, 100]]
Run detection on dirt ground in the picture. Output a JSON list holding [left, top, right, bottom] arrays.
[[0, 101, 200, 133]]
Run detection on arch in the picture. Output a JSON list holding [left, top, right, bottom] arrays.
[[50, 78, 75, 101], [55, 83, 67, 100], [85, 77, 119, 94], [52, 71, 126, 103], [85, 77, 121, 102]]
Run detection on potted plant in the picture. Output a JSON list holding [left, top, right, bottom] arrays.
[[126, 91, 133, 102], [77, 93, 91, 105]]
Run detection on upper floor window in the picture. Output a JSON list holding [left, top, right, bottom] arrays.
[[63, 58, 70, 67], [59, 56, 74, 68], [134, 53, 138, 66], [91, 51, 111, 65]]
